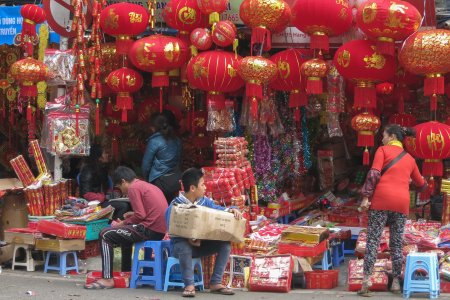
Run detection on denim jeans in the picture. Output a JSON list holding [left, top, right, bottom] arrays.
[[172, 238, 231, 287]]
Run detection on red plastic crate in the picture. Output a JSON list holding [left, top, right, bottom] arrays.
[[278, 239, 328, 257], [85, 271, 131, 288], [304, 270, 339, 289], [78, 240, 100, 260], [441, 280, 450, 293]]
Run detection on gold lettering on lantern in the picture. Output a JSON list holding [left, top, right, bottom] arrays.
[[278, 61, 291, 79], [129, 12, 143, 23], [363, 53, 386, 69], [193, 58, 208, 79], [126, 75, 136, 87], [110, 75, 120, 88], [164, 42, 180, 62], [136, 43, 156, 66], [337, 50, 351, 68], [227, 64, 237, 77], [362, 2, 377, 24], [339, 8, 348, 20], [179, 7, 197, 24], [194, 117, 205, 128], [385, 3, 407, 28], [106, 9, 119, 29], [336, 0, 349, 8], [427, 132, 444, 151]]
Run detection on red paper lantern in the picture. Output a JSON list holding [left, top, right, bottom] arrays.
[[163, 0, 208, 41], [240, 0, 291, 52], [301, 58, 328, 95], [376, 82, 394, 95], [356, 0, 421, 56], [291, 0, 352, 51], [212, 20, 237, 47], [398, 29, 450, 111], [106, 67, 143, 122], [186, 50, 244, 102], [405, 121, 450, 176], [20, 4, 46, 56], [388, 113, 416, 127], [9, 57, 49, 98], [197, 0, 229, 25], [333, 39, 395, 109], [190, 28, 213, 50], [351, 111, 381, 165], [100, 3, 149, 55]]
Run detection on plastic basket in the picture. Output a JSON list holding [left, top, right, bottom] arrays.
[[304, 270, 339, 289], [67, 219, 110, 241]]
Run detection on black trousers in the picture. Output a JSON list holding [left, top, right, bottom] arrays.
[[101, 200, 132, 220], [100, 224, 165, 279], [152, 171, 182, 204]]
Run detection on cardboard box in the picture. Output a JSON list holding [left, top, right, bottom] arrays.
[[0, 244, 15, 264], [168, 204, 246, 243], [0, 179, 27, 240], [4, 228, 43, 245], [281, 226, 329, 244], [35, 238, 85, 252]]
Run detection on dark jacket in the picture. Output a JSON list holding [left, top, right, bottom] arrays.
[[79, 163, 109, 198], [141, 132, 182, 183]]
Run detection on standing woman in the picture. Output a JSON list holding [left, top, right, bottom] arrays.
[[358, 124, 427, 297], [141, 113, 182, 203]]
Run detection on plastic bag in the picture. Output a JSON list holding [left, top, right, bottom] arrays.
[[206, 99, 235, 132], [44, 49, 76, 86]]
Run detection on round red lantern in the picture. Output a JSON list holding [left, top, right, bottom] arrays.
[[190, 28, 213, 50], [333, 39, 395, 109], [20, 4, 46, 56], [240, 0, 291, 52], [197, 0, 229, 25], [100, 3, 149, 55], [291, 0, 353, 51], [301, 58, 328, 95], [9, 57, 49, 98], [212, 20, 237, 47], [106, 67, 143, 122], [163, 0, 208, 41], [356, 0, 421, 56], [351, 111, 381, 165], [376, 82, 394, 95], [405, 121, 450, 176], [186, 50, 244, 102], [398, 29, 450, 111], [388, 113, 416, 127]]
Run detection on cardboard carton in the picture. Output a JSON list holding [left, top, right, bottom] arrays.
[[35, 238, 85, 252], [4, 228, 42, 245], [168, 204, 246, 243], [281, 226, 329, 244]]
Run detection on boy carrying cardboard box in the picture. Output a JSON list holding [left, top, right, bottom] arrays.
[[166, 168, 242, 298]]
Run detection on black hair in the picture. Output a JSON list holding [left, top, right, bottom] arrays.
[[150, 112, 176, 140], [181, 168, 204, 192], [113, 166, 137, 186], [87, 144, 103, 163], [384, 124, 416, 142]]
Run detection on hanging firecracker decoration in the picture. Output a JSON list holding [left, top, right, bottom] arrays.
[[398, 29, 450, 112], [197, 0, 229, 25], [376, 82, 394, 95], [19, 4, 46, 57], [163, 0, 208, 42], [239, 0, 291, 53], [356, 0, 421, 56], [212, 20, 237, 48], [333, 39, 395, 109], [129, 35, 189, 112], [100, 3, 150, 55], [190, 28, 213, 51], [237, 56, 278, 118], [301, 58, 328, 95], [389, 113, 416, 127], [106, 67, 143, 122], [271, 48, 313, 121], [351, 112, 381, 165], [291, 0, 352, 51]]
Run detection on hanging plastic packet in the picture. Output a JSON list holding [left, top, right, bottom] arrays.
[[44, 49, 76, 86], [207, 99, 235, 132]]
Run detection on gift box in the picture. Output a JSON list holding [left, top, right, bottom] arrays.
[[248, 255, 293, 293], [347, 259, 389, 291], [37, 219, 86, 239], [85, 271, 130, 288], [281, 226, 329, 244], [35, 238, 85, 252]]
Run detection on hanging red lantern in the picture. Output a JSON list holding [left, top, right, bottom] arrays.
[[392, 67, 420, 113], [9, 57, 49, 98], [105, 120, 123, 159], [356, 0, 421, 56], [106, 67, 143, 122], [333, 39, 395, 109], [301, 58, 328, 95], [388, 113, 416, 127], [163, 0, 208, 41], [237, 56, 278, 118], [190, 28, 213, 50], [197, 0, 229, 25], [186, 50, 244, 102], [212, 20, 237, 47], [351, 111, 381, 165], [376, 82, 394, 95], [399, 29, 450, 112], [20, 4, 46, 56], [405, 121, 450, 177], [240, 0, 291, 53], [291, 0, 352, 51], [100, 3, 149, 55]]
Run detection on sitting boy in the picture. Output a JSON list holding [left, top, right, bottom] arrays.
[[166, 168, 242, 297]]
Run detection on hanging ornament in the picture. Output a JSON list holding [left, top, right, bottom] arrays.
[[376, 82, 394, 95], [9, 58, 49, 98], [389, 113, 416, 127], [197, 0, 229, 25], [211, 20, 237, 48], [301, 58, 328, 95], [351, 112, 381, 165], [19, 4, 46, 56], [190, 28, 213, 51]]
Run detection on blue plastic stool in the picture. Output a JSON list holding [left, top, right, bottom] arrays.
[[44, 251, 79, 275], [163, 257, 204, 292], [343, 235, 358, 255], [129, 240, 171, 290], [313, 249, 333, 270], [403, 252, 440, 299], [331, 242, 345, 267]]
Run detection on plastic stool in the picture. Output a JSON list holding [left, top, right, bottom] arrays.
[[44, 251, 79, 275], [163, 257, 204, 292], [313, 249, 333, 270], [130, 240, 171, 290], [403, 252, 440, 299], [331, 242, 345, 267], [343, 235, 358, 255], [12, 243, 43, 272]]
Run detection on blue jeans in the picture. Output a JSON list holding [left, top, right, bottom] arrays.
[[172, 238, 231, 287]]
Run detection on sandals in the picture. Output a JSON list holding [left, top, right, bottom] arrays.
[[357, 279, 373, 297], [210, 287, 235, 295], [84, 281, 114, 290], [182, 289, 196, 298]]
